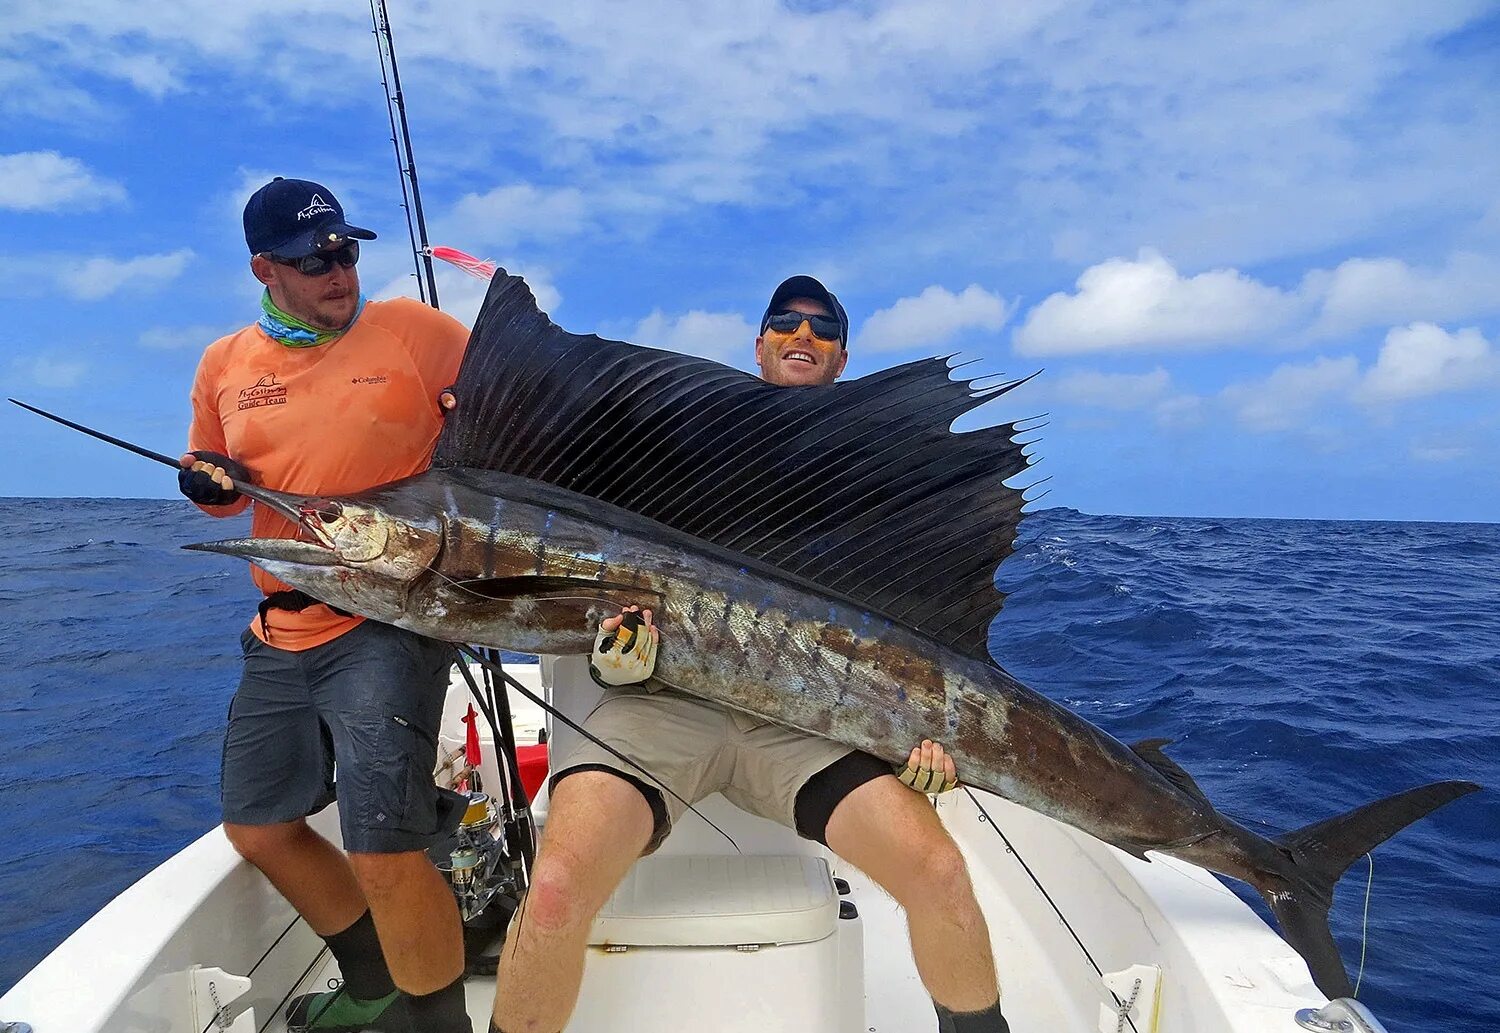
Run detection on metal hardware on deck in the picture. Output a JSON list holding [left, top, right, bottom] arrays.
[[190, 966, 255, 1032], [603, 944, 628, 953], [1295, 999, 1386, 1033], [1097, 964, 1161, 1033], [735, 944, 760, 952]]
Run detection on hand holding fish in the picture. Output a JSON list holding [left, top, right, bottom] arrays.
[[588, 605, 659, 687], [897, 739, 959, 795], [177, 451, 251, 506]]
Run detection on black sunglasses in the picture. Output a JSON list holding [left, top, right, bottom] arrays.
[[266, 241, 360, 277], [763, 310, 842, 341]]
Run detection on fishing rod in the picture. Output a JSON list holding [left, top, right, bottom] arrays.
[[9, 398, 182, 469], [370, 0, 440, 309]]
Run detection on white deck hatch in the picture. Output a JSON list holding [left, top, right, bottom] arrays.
[[589, 854, 839, 947]]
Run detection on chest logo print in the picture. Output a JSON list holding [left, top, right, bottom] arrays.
[[352, 374, 390, 385], [238, 373, 288, 411]]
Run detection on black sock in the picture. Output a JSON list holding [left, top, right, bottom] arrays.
[[935, 999, 1010, 1033], [406, 973, 472, 1033], [324, 910, 395, 1001]]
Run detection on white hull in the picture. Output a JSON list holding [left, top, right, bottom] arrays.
[[1, 661, 1357, 1033]]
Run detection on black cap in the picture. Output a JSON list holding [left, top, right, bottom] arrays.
[[243, 177, 377, 258], [761, 275, 850, 348]]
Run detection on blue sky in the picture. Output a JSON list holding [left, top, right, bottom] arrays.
[[2, 1, 1497, 520]]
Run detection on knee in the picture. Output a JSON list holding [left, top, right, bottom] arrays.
[[518, 856, 598, 938], [897, 833, 975, 910], [223, 820, 308, 868]]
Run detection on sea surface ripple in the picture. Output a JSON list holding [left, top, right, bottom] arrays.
[[0, 500, 1494, 1031]]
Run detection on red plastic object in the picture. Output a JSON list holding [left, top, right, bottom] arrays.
[[515, 743, 549, 801], [463, 704, 482, 767]]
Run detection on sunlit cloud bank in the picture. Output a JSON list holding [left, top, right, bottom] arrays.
[[855, 285, 1012, 353], [1012, 250, 1500, 356], [1220, 325, 1497, 432], [0, 152, 125, 212]]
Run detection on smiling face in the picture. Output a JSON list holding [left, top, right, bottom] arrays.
[[755, 296, 848, 387], [251, 252, 362, 330]]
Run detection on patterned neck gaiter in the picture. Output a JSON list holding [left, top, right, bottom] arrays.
[[258, 290, 366, 348]]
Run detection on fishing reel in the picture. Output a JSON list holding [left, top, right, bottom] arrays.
[[429, 762, 534, 973], [431, 791, 517, 921]]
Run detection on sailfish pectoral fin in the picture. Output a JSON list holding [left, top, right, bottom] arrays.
[[431, 573, 663, 654]]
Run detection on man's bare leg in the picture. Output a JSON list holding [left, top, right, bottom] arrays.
[[226, 820, 462, 994], [224, 820, 368, 935], [492, 771, 655, 1033], [825, 775, 999, 1012], [349, 850, 465, 994]]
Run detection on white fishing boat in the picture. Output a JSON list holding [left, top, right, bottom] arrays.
[[0, 656, 1387, 1033]]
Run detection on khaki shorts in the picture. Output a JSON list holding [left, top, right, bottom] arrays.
[[552, 686, 866, 850]]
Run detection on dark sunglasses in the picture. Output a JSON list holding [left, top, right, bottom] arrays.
[[266, 241, 360, 276], [762, 310, 842, 341]]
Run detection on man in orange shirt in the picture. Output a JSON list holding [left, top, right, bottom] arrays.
[[181, 177, 473, 1033]]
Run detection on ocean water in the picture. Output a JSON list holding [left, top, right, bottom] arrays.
[[0, 499, 1494, 1031]]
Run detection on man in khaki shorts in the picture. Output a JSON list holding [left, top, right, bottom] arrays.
[[489, 277, 1010, 1033]]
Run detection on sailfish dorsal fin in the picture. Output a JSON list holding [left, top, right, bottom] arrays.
[[433, 271, 1036, 662]]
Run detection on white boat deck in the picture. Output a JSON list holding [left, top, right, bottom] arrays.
[[270, 853, 957, 1033]]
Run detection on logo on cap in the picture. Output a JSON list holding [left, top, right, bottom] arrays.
[[297, 195, 337, 222]]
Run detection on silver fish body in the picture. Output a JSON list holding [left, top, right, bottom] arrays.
[[205, 468, 1301, 897]]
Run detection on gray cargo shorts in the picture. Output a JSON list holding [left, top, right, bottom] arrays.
[[552, 685, 892, 853], [221, 620, 465, 853]]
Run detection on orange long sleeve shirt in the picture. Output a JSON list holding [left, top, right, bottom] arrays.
[[187, 297, 469, 651]]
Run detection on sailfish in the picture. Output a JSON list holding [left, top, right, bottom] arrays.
[[19, 270, 1478, 1000]]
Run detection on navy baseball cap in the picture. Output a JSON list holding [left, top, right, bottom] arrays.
[[243, 177, 376, 258], [761, 275, 850, 348]]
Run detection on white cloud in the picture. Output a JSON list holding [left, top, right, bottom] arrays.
[[372, 260, 561, 330], [1051, 367, 1201, 427], [1355, 323, 1497, 403], [1053, 368, 1171, 410], [1013, 250, 1304, 355], [445, 185, 589, 247], [855, 285, 1011, 353], [1410, 444, 1468, 463], [13, 356, 88, 388], [58, 249, 193, 300], [1306, 253, 1500, 339], [0, 151, 125, 212], [1223, 356, 1360, 432], [630, 309, 757, 364], [139, 324, 232, 349]]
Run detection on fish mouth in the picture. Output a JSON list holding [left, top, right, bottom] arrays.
[[183, 482, 351, 563], [226, 482, 346, 552], [183, 536, 343, 565]]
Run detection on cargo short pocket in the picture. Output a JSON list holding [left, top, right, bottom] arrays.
[[353, 709, 443, 838]]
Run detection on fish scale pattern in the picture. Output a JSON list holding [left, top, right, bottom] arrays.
[[434, 271, 1037, 661]]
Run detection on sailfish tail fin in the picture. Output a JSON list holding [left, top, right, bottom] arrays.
[[1259, 779, 1479, 998]]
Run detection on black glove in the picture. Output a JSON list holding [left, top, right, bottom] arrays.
[[179, 451, 251, 506]]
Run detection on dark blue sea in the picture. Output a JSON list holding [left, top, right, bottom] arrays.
[[0, 500, 1494, 1031]]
